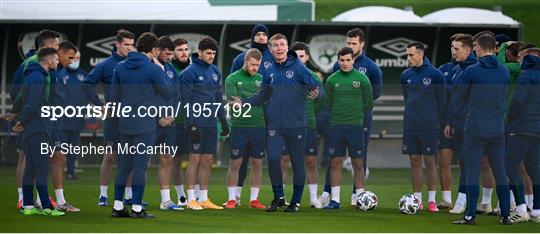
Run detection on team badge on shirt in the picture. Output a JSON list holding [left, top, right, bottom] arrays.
[[193, 143, 200, 150], [286, 70, 294, 79], [268, 130, 276, 137], [264, 61, 272, 69], [166, 70, 174, 79], [77, 74, 85, 81], [352, 81, 361, 88], [232, 149, 240, 156], [212, 73, 218, 82], [62, 75, 69, 85], [255, 80, 262, 88], [198, 76, 204, 81], [358, 67, 367, 74], [422, 77, 431, 86]]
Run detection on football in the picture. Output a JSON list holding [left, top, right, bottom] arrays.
[[356, 191, 378, 211], [399, 194, 420, 214]]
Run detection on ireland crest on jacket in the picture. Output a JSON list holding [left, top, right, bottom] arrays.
[[166, 70, 174, 79], [286, 70, 294, 79], [422, 77, 431, 86], [264, 61, 272, 69], [358, 67, 367, 74]]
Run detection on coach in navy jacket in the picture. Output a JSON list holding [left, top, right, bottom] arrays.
[[240, 34, 321, 212]]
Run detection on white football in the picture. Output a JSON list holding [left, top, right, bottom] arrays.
[[356, 191, 378, 211], [399, 194, 420, 214]]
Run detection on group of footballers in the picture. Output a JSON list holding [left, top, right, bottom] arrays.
[[3, 23, 539, 225], [401, 31, 540, 225]]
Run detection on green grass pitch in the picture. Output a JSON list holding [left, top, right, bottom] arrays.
[[0, 166, 537, 232]]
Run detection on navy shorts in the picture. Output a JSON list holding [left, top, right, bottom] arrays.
[[230, 127, 265, 159], [175, 123, 189, 157], [156, 126, 176, 149], [305, 128, 318, 155], [103, 118, 120, 150], [48, 121, 63, 150], [56, 130, 80, 145], [402, 129, 438, 155], [437, 127, 454, 150], [189, 126, 216, 155], [329, 125, 365, 158]]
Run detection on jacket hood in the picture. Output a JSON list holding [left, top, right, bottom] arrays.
[[460, 52, 477, 68], [521, 54, 540, 70], [274, 50, 299, 68], [24, 61, 48, 76], [412, 56, 431, 70], [191, 52, 212, 68], [25, 49, 36, 59], [124, 51, 150, 69], [477, 55, 499, 69]]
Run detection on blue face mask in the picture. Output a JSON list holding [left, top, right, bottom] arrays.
[[68, 61, 80, 70]]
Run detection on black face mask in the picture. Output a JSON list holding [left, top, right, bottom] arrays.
[[172, 58, 190, 70], [251, 42, 268, 52]]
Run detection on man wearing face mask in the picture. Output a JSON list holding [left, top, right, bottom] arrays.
[[63, 51, 87, 181], [110, 32, 174, 218], [42, 41, 80, 213], [83, 29, 135, 207]]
